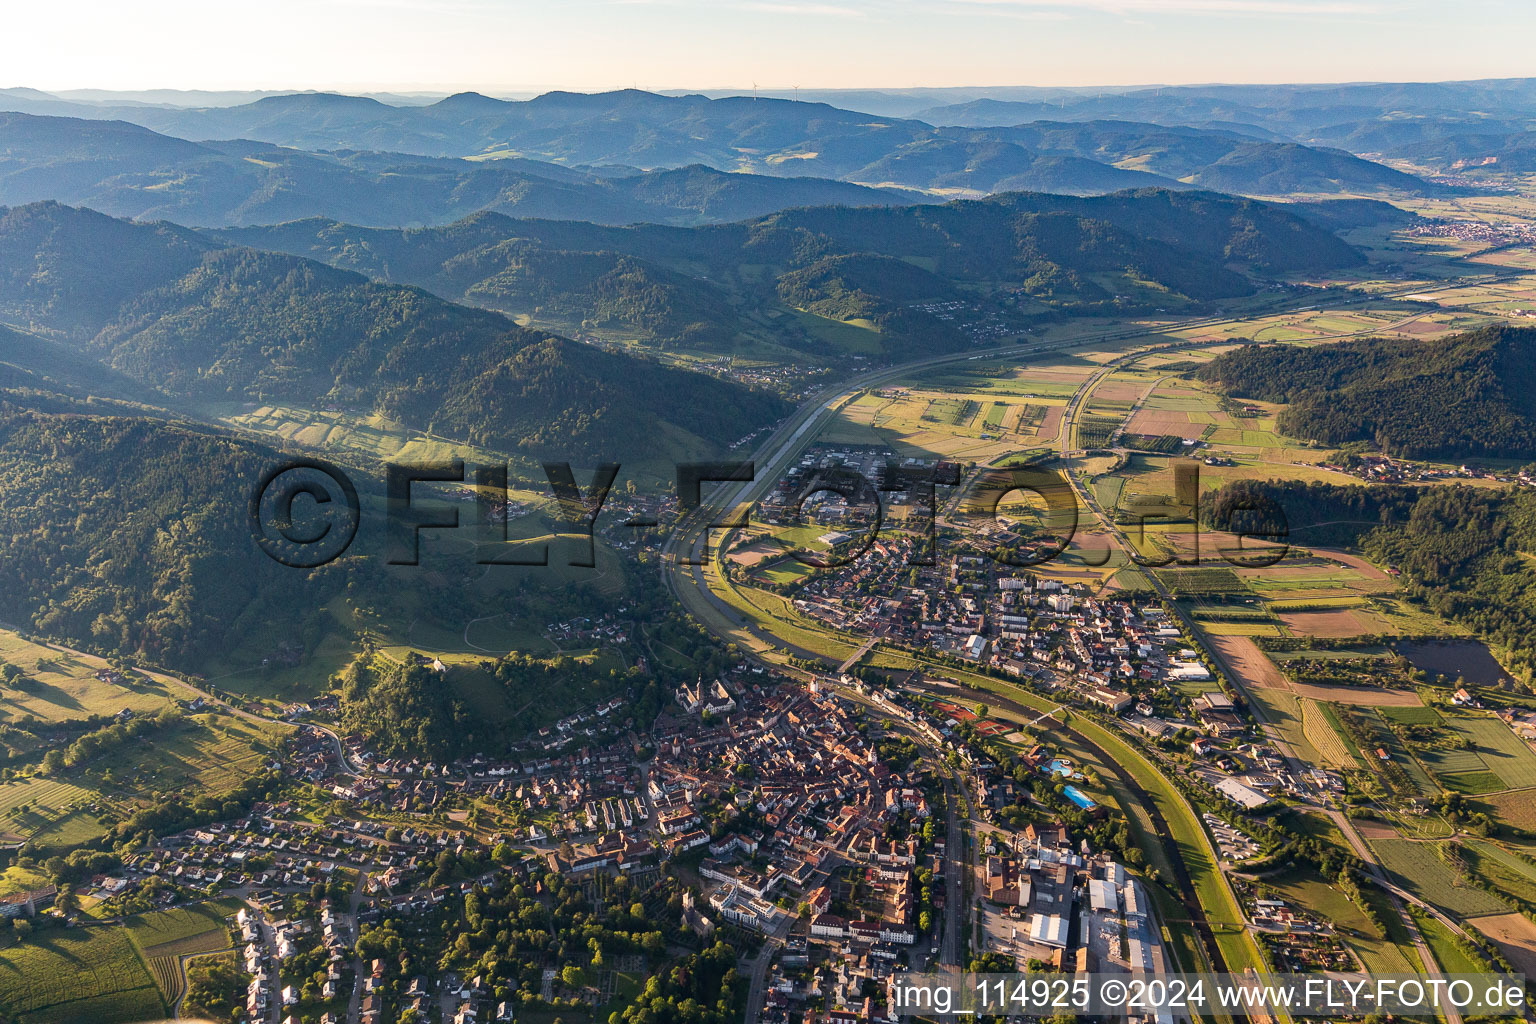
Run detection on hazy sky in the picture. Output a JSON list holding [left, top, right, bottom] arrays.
[[6, 0, 1533, 94]]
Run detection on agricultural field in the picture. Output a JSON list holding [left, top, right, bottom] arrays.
[[1301, 699, 1361, 769], [913, 358, 1098, 399], [1462, 842, 1536, 908], [1242, 567, 1392, 601], [123, 901, 240, 960], [108, 712, 286, 796], [1167, 303, 1474, 348], [0, 631, 179, 725], [146, 954, 183, 1007], [1076, 415, 1124, 449], [1439, 771, 1506, 795], [1385, 710, 1536, 795], [1178, 599, 1283, 637], [1443, 714, 1536, 790], [1123, 384, 1225, 441], [1186, 544, 1465, 644], [1092, 475, 1126, 511], [0, 777, 106, 845], [217, 402, 513, 468], [828, 354, 1141, 462], [922, 397, 980, 427], [1365, 712, 1442, 798], [823, 389, 1025, 461], [1277, 807, 1349, 846], [982, 401, 1009, 431], [1111, 451, 1353, 518], [1408, 908, 1489, 977], [1475, 788, 1536, 832], [196, 520, 626, 691], [1018, 404, 1050, 436], [0, 708, 288, 848], [1259, 866, 1416, 973], [1246, 685, 1330, 766], [1273, 607, 1373, 638], [1416, 741, 1488, 776], [1471, 913, 1536, 978], [1377, 705, 1444, 727], [1209, 636, 1290, 691], [0, 926, 166, 1024], [1155, 567, 1249, 596], [0, 864, 53, 900], [1369, 838, 1513, 918], [123, 900, 239, 1003]]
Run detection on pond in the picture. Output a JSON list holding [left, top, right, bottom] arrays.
[[1395, 639, 1511, 687]]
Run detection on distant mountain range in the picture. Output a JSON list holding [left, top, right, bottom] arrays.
[[0, 112, 931, 227], [910, 79, 1536, 175], [0, 91, 1431, 199], [0, 202, 789, 460], [913, 79, 1536, 126], [1197, 323, 1536, 459], [220, 188, 1367, 357]]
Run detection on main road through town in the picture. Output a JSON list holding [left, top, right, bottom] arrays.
[[657, 278, 1520, 1023]]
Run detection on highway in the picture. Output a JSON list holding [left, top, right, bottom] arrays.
[[1047, 326, 1465, 1023], [655, 280, 1525, 1018], [665, 258, 1532, 574]]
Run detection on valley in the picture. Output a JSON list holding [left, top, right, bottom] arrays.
[[8, 62, 1536, 1024]]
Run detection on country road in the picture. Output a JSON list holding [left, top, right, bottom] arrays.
[[1046, 326, 1470, 1022], [654, 291, 1467, 1019]]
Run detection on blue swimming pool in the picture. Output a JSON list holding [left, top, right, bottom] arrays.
[[1062, 785, 1096, 810], [1046, 758, 1073, 777]]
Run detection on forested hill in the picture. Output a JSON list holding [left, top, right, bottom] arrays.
[[1196, 324, 1536, 459], [0, 112, 931, 227], [0, 377, 657, 687], [0, 91, 1431, 196], [0, 390, 338, 665], [0, 202, 789, 460], [221, 188, 1364, 357], [1202, 479, 1536, 683]]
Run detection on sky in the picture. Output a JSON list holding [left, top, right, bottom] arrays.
[[5, 0, 1533, 95]]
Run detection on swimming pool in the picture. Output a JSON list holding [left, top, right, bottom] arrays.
[[1047, 758, 1074, 777], [1062, 785, 1096, 811]]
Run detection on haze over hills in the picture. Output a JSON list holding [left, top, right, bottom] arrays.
[[0, 90, 1431, 197], [0, 112, 932, 227], [0, 84, 1146, 118], [221, 188, 1366, 357], [912, 79, 1536, 174], [914, 79, 1536, 127], [1197, 324, 1536, 459], [0, 202, 789, 459]]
